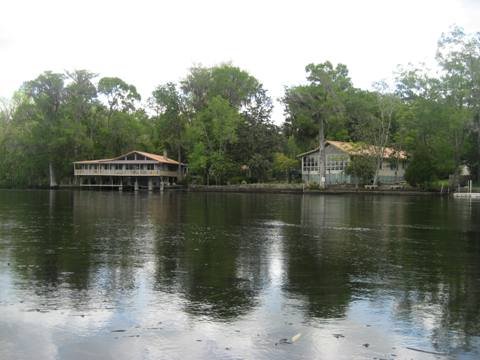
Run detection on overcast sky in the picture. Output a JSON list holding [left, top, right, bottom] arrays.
[[1, 0, 479, 122]]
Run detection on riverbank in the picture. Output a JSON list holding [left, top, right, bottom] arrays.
[[57, 184, 186, 191], [2, 183, 450, 196], [188, 184, 448, 195]]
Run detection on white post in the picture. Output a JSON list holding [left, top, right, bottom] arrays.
[[301, 156, 304, 183]]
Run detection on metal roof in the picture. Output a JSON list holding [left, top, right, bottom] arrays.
[[73, 150, 182, 165], [297, 140, 408, 160]]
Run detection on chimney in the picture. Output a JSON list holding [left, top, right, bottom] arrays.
[[163, 149, 168, 159]]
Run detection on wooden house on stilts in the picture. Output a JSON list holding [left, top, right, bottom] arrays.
[[73, 150, 187, 190]]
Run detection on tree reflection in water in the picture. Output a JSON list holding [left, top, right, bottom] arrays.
[[0, 190, 479, 358]]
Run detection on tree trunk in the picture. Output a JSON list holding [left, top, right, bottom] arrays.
[[49, 162, 57, 188], [477, 128, 480, 182], [318, 116, 326, 188], [373, 155, 382, 186], [177, 147, 183, 181]]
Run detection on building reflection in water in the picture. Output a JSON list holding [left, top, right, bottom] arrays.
[[0, 190, 479, 358]]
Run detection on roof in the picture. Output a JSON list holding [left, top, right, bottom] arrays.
[[74, 150, 181, 165], [297, 140, 408, 160]]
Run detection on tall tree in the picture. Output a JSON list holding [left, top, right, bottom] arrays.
[[181, 64, 277, 182], [150, 82, 187, 174], [187, 96, 240, 184], [353, 82, 400, 185], [98, 77, 141, 119], [64, 70, 99, 159], [233, 87, 281, 181], [283, 61, 351, 187], [97, 77, 142, 156], [436, 26, 480, 179], [22, 71, 66, 187], [180, 63, 261, 112], [394, 66, 461, 184]]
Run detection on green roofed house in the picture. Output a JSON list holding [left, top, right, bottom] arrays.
[[73, 150, 187, 190], [298, 140, 408, 185]]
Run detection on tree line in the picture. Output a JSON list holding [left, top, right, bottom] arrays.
[[0, 26, 479, 188]]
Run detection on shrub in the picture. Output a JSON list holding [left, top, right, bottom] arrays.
[[345, 156, 376, 185]]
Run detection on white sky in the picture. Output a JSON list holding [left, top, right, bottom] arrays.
[[1, 0, 480, 123]]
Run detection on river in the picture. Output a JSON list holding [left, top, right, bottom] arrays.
[[0, 190, 479, 359]]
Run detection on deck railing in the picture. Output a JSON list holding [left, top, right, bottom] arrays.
[[74, 169, 178, 177]]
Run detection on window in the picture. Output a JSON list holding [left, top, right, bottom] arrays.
[[303, 155, 320, 172], [325, 155, 349, 172]]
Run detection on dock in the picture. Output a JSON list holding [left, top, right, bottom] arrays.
[[453, 193, 480, 198]]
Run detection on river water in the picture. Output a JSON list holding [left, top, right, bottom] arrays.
[[0, 190, 479, 359]]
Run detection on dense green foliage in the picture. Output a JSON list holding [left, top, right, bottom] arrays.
[[283, 26, 480, 188], [345, 156, 376, 185], [1, 27, 479, 187]]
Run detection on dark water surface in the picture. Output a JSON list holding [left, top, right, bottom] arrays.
[[0, 190, 479, 359]]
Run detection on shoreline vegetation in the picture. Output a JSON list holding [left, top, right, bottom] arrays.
[[31, 183, 450, 195], [188, 184, 448, 195], [1, 26, 480, 190]]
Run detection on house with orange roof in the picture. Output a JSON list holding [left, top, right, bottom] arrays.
[[73, 150, 187, 190], [298, 140, 408, 185]]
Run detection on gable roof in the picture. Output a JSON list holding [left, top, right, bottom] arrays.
[[131, 151, 180, 165], [297, 140, 407, 160], [74, 150, 181, 165]]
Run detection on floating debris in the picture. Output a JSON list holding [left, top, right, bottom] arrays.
[[275, 333, 302, 346], [362, 343, 369, 348], [275, 338, 290, 345], [406, 347, 447, 356], [291, 333, 302, 343], [333, 334, 345, 339]]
